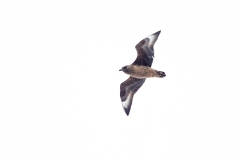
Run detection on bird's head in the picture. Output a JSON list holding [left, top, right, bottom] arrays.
[[119, 65, 130, 73]]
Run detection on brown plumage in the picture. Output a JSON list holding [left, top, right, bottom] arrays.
[[119, 65, 165, 79], [119, 30, 166, 116]]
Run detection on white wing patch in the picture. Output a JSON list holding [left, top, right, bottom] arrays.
[[122, 92, 132, 108], [147, 34, 156, 46]]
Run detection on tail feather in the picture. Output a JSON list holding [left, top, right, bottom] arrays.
[[156, 70, 166, 78]]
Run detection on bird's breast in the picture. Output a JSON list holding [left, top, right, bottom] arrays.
[[129, 65, 156, 79]]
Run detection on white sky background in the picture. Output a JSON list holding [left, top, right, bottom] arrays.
[[0, 0, 240, 159]]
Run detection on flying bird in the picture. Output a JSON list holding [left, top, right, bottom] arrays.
[[119, 30, 166, 116]]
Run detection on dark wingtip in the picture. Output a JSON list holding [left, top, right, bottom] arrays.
[[153, 30, 161, 36], [124, 108, 130, 116]]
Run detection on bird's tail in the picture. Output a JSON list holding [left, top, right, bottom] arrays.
[[156, 70, 166, 78]]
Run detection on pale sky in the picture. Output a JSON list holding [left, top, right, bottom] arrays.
[[1, 0, 240, 159]]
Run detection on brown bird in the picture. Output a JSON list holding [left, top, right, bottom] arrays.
[[119, 30, 166, 116]]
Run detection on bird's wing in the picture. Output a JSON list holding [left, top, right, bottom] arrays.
[[132, 30, 161, 67], [120, 76, 146, 116]]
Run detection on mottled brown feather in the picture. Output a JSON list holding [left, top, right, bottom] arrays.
[[120, 77, 146, 115], [132, 30, 161, 67], [119, 30, 164, 116]]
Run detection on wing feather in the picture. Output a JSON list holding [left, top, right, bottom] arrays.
[[132, 30, 161, 67], [120, 77, 146, 116]]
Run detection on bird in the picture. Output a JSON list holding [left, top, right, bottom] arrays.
[[119, 30, 166, 116]]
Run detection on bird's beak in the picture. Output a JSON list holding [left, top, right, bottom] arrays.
[[119, 68, 122, 71]]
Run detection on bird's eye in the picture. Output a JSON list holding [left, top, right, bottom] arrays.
[[123, 66, 127, 69]]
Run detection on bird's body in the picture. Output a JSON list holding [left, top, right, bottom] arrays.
[[119, 30, 166, 116], [121, 65, 165, 79]]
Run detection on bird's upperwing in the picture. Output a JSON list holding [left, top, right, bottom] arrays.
[[132, 30, 161, 67], [120, 76, 146, 116]]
